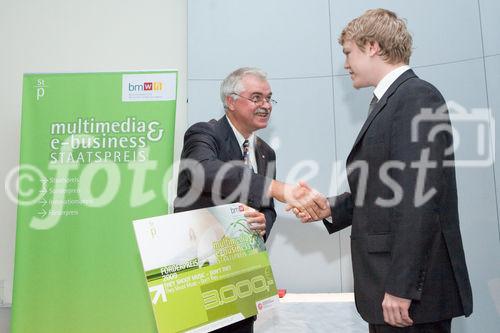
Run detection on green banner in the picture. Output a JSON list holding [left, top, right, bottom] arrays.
[[12, 71, 177, 333], [133, 203, 279, 333]]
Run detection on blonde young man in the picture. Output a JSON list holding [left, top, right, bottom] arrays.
[[296, 9, 473, 333]]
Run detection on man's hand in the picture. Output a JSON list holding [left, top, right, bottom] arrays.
[[288, 205, 331, 222], [268, 180, 328, 220], [244, 207, 266, 237], [382, 293, 413, 327], [285, 181, 331, 222]]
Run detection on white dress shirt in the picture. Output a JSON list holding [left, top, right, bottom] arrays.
[[373, 65, 411, 100], [226, 117, 258, 172]]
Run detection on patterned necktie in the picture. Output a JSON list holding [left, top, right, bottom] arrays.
[[368, 94, 379, 115], [242, 139, 252, 169]]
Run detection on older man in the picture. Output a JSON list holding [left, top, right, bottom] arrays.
[[174, 67, 324, 332]]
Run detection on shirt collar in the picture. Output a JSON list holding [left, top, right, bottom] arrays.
[[226, 116, 255, 151], [373, 65, 411, 100]]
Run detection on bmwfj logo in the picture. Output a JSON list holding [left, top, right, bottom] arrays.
[[122, 72, 177, 102], [229, 204, 245, 214], [128, 81, 163, 92]]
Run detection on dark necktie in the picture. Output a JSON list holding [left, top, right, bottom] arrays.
[[242, 139, 252, 169], [368, 94, 379, 115]]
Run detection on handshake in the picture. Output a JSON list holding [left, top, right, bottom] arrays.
[[268, 180, 331, 222]]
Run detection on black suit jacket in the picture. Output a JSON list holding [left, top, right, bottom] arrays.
[[324, 70, 473, 324], [174, 115, 277, 238]]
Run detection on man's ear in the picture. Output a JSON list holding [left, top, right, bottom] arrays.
[[367, 41, 381, 57], [226, 95, 236, 111]]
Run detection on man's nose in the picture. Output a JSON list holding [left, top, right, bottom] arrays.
[[261, 99, 272, 109]]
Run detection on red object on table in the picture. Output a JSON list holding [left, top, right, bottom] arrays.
[[278, 289, 286, 298]]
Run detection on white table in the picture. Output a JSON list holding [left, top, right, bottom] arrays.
[[255, 293, 367, 333], [0, 296, 368, 333]]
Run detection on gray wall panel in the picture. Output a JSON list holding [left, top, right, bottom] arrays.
[[188, 0, 332, 79], [486, 55, 500, 242], [329, 0, 483, 75], [479, 0, 500, 56], [187, 80, 225, 124]]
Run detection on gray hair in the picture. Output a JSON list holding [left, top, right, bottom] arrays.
[[220, 67, 268, 109]]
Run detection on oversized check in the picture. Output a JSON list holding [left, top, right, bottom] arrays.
[[133, 203, 278, 332]]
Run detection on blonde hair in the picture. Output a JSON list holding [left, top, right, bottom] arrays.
[[339, 8, 412, 64]]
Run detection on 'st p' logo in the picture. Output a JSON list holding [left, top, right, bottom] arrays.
[[35, 79, 47, 101]]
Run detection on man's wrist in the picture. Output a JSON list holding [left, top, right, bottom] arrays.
[[268, 180, 284, 202]]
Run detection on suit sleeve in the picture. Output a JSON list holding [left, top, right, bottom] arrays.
[[180, 122, 274, 210], [260, 147, 277, 241], [261, 207, 276, 242], [323, 192, 354, 234], [384, 82, 452, 300]]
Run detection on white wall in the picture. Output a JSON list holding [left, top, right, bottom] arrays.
[[0, 0, 187, 311]]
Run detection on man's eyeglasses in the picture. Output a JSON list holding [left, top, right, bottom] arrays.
[[232, 93, 277, 106]]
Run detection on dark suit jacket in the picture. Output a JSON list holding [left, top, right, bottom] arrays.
[[324, 69, 473, 324], [174, 115, 277, 238]]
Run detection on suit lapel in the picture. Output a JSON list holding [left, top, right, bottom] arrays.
[[218, 116, 243, 160], [255, 137, 267, 175], [218, 115, 267, 174], [351, 96, 388, 149], [349, 69, 417, 155]]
